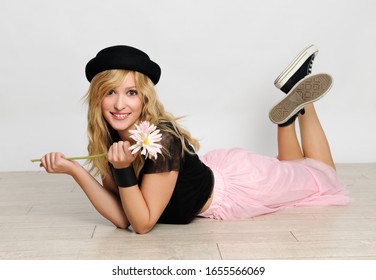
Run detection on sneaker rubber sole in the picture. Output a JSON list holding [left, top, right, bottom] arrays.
[[269, 73, 333, 124], [274, 44, 319, 89]]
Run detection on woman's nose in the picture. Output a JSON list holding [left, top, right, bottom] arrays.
[[114, 95, 126, 111]]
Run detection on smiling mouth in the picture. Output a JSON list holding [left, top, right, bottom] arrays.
[[111, 113, 130, 120]]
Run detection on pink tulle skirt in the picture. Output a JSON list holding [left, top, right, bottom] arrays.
[[198, 148, 349, 220]]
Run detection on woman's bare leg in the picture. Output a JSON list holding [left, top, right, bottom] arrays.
[[277, 121, 304, 161], [297, 103, 335, 169]]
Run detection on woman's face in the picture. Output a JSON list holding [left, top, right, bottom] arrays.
[[101, 72, 143, 140]]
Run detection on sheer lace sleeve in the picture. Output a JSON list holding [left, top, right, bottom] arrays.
[[142, 130, 182, 174]]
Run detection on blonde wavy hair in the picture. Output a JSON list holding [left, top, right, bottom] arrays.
[[84, 69, 200, 178]]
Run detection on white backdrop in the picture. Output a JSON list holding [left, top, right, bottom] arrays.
[[1, 0, 375, 172]]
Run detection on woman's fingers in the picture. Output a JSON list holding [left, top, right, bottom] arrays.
[[40, 152, 71, 174], [108, 141, 134, 168]]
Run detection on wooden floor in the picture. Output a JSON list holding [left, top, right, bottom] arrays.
[[0, 163, 375, 260]]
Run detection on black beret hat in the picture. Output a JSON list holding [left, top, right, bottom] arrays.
[[85, 45, 161, 84]]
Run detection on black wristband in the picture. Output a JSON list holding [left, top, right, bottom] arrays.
[[111, 166, 138, 188]]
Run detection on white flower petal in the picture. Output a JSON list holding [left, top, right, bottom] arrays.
[[127, 121, 163, 160]]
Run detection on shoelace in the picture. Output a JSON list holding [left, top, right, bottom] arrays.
[[307, 54, 315, 75]]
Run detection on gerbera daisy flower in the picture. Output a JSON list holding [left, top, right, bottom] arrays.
[[128, 121, 163, 160]]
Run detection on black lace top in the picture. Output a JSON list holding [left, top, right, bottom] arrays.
[[139, 128, 214, 224]]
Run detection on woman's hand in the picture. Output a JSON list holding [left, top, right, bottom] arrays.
[[107, 141, 136, 169], [40, 152, 80, 176]]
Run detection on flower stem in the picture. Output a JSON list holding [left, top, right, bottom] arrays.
[[30, 153, 107, 163]]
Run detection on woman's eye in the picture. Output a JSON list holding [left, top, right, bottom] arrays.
[[107, 90, 116, 95], [128, 90, 138, 96]]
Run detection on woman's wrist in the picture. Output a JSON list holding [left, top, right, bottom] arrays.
[[111, 165, 138, 188], [68, 163, 87, 178]]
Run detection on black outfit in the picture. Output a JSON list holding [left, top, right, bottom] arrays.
[[139, 129, 214, 224]]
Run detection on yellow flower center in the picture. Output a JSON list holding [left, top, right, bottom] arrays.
[[143, 137, 150, 145]]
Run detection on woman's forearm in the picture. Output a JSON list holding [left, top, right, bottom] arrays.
[[118, 186, 153, 234], [70, 165, 130, 229], [116, 172, 178, 234]]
